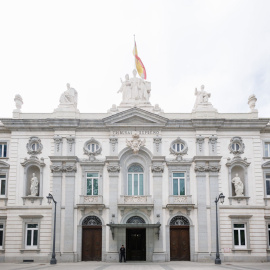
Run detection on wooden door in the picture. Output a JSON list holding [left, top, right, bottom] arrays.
[[170, 226, 190, 261], [126, 229, 146, 261], [82, 226, 102, 261]]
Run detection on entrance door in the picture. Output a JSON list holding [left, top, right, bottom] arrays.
[[170, 226, 190, 261], [126, 228, 146, 261], [82, 226, 102, 261]]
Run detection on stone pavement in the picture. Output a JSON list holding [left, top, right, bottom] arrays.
[[1, 262, 270, 270]]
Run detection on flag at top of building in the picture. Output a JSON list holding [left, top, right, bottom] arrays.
[[133, 37, 147, 80]]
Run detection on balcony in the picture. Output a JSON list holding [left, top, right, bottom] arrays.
[[118, 195, 154, 216], [79, 195, 103, 204], [118, 195, 153, 205], [77, 195, 105, 214], [167, 195, 194, 215], [168, 195, 192, 204]]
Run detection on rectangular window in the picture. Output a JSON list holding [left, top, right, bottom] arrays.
[[0, 224, 3, 248], [266, 174, 270, 196], [0, 143, 7, 158], [25, 224, 38, 248], [233, 224, 246, 248], [172, 173, 185, 195], [0, 174, 6, 196], [127, 173, 144, 195], [86, 173, 98, 195], [265, 142, 270, 157]]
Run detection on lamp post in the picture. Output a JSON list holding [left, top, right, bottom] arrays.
[[47, 193, 57, 264], [215, 192, 225, 264]]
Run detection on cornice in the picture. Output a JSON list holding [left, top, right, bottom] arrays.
[[0, 116, 269, 132], [220, 119, 270, 130], [49, 156, 78, 162], [193, 156, 222, 162]]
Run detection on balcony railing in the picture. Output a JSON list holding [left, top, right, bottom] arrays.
[[79, 195, 103, 204], [118, 195, 153, 205], [168, 195, 192, 204]]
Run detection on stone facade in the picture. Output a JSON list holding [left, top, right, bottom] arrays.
[[0, 80, 269, 263]]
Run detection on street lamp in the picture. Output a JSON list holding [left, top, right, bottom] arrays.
[[47, 193, 57, 264], [215, 192, 225, 264]]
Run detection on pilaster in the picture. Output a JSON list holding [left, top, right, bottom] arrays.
[[152, 157, 165, 253], [106, 157, 120, 253], [49, 156, 78, 256], [193, 156, 222, 258]]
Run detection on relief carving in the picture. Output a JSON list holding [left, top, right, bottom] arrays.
[[126, 133, 146, 154], [196, 135, 204, 152], [124, 196, 147, 203], [84, 196, 99, 203], [209, 135, 217, 153], [194, 164, 220, 172], [153, 136, 162, 153], [151, 164, 164, 173], [109, 137, 118, 152], [173, 196, 188, 203], [66, 136, 75, 152], [107, 165, 120, 173], [53, 135, 63, 152]]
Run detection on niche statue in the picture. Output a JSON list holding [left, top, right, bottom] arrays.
[[30, 173, 39, 196], [231, 173, 244, 196]]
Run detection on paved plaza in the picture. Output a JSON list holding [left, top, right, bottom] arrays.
[[1, 262, 270, 270]]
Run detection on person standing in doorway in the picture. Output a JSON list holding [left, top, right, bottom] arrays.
[[119, 245, 126, 262]]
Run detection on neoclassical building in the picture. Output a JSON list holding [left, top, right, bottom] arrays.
[[0, 73, 270, 263]]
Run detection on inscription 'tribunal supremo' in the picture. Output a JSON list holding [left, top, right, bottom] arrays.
[[112, 130, 160, 135]]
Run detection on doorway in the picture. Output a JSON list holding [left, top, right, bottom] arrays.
[[82, 226, 102, 261], [170, 226, 190, 261], [126, 228, 146, 261]]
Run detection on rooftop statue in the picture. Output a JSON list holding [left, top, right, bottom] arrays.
[[14, 94, 23, 112], [192, 85, 217, 113], [194, 85, 210, 105], [59, 83, 78, 108], [54, 83, 79, 113], [118, 69, 151, 104]]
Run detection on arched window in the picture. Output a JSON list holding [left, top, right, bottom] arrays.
[[128, 164, 144, 195], [170, 216, 190, 226], [126, 216, 146, 224], [82, 216, 102, 226]]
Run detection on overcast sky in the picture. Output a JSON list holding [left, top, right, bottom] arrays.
[[0, 0, 269, 118]]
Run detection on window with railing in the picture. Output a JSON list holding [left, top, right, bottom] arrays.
[[86, 173, 99, 195], [173, 172, 185, 195], [127, 164, 144, 196]]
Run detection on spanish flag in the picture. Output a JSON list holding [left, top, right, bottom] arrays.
[[133, 41, 147, 80]]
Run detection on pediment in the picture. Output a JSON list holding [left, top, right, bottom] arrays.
[[103, 108, 168, 127], [0, 160, 10, 169], [262, 161, 270, 169]]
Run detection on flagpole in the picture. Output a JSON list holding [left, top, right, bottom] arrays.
[[133, 34, 136, 71]]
